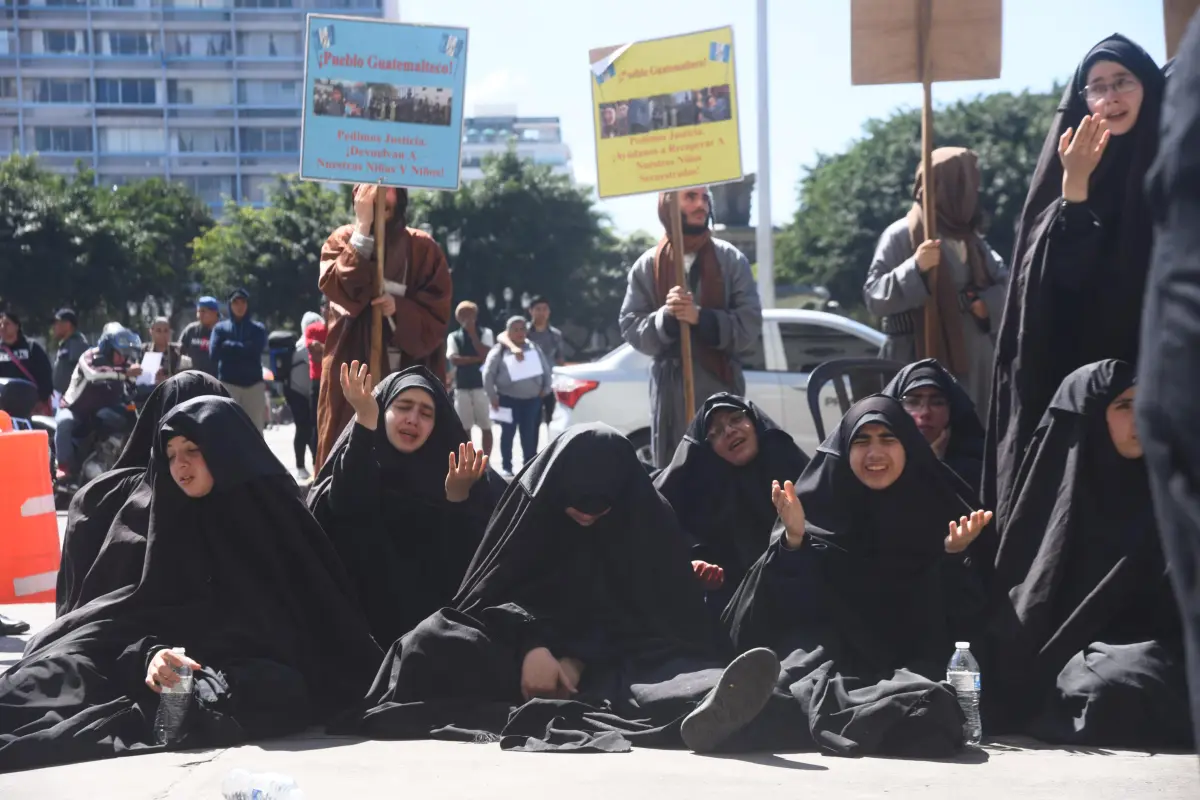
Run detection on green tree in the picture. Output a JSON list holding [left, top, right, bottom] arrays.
[[191, 176, 348, 330], [407, 151, 617, 331], [776, 88, 1061, 310]]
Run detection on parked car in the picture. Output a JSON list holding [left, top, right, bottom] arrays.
[[550, 309, 886, 463]]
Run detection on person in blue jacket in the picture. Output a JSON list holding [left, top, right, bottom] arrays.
[[209, 288, 267, 430]]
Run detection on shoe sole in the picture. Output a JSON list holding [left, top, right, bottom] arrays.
[[680, 647, 779, 753]]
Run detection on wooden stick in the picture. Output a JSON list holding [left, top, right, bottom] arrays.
[[667, 191, 697, 420], [369, 182, 386, 387], [918, 0, 938, 361]]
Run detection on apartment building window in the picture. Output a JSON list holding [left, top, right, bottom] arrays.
[[33, 127, 93, 153], [96, 78, 157, 105], [233, 0, 294, 7], [319, 0, 380, 7], [237, 80, 299, 106], [168, 79, 233, 105], [99, 31, 158, 56], [239, 126, 298, 153], [44, 0, 90, 7], [39, 30, 89, 55], [177, 174, 233, 204], [164, 0, 234, 8], [172, 127, 234, 153], [1, 78, 20, 100], [236, 32, 299, 58], [0, 128, 17, 152], [99, 127, 166, 153], [241, 175, 276, 203], [169, 32, 231, 57], [28, 78, 91, 103]]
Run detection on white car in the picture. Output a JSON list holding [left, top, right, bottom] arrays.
[[550, 309, 887, 463]]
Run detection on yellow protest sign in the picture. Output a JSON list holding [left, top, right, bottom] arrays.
[[589, 26, 743, 199]]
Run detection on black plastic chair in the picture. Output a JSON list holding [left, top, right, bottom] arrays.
[[806, 358, 907, 443]]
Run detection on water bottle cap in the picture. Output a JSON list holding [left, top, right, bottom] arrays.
[[955, 642, 970, 649], [172, 647, 186, 655]]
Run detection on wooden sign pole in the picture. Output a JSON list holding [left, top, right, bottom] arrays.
[[918, 0, 939, 361], [667, 191, 697, 420], [370, 180, 386, 386]]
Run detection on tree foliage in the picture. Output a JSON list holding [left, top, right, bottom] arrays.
[[191, 176, 348, 330], [776, 88, 1062, 309]]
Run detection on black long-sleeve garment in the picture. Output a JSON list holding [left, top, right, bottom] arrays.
[[1138, 7, 1200, 752]]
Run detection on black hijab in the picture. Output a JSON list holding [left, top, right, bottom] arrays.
[[883, 359, 984, 499], [653, 393, 810, 592], [988, 361, 1180, 728], [17, 397, 380, 742], [726, 397, 974, 674], [454, 423, 719, 660], [56, 371, 231, 618], [985, 34, 1165, 523], [307, 365, 494, 646]]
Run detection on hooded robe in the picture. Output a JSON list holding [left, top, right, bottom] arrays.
[[722, 397, 976, 757], [985, 35, 1166, 528], [307, 366, 495, 647], [0, 397, 381, 773], [987, 361, 1192, 747], [56, 371, 230, 618], [653, 393, 810, 611], [317, 185, 452, 467]]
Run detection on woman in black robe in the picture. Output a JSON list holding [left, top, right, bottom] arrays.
[[987, 360, 1192, 747], [308, 362, 496, 647], [883, 358, 985, 498], [653, 393, 810, 611], [723, 396, 991, 757], [985, 34, 1166, 527], [0, 396, 381, 773], [56, 371, 230, 618], [338, 423, 783, 754]]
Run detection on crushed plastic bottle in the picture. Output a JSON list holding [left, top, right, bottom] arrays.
[[221, 768, 306, 800]]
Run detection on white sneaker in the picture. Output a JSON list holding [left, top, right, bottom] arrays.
[[292, 467, 311, 482]]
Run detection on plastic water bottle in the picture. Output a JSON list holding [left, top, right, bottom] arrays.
[[222, 769, 305, 800], [947, 641, 982, 745], [153, 647, 193, 746]]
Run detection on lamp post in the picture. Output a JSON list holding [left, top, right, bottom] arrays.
[[485, 292, 497, 328], [446, 230, 462, 260], [520, 291, 531, 311], [502, 286, 514, 318]]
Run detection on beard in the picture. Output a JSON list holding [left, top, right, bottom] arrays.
[[681, 212, 709, 237]]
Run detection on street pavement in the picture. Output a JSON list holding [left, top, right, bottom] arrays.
[[1, 427, 1195, 796]]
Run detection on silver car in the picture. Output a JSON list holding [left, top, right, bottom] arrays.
[[551, 308, 886, 463]]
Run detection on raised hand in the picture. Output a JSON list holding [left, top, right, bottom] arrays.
[[772, 479, 806, 550], [445, 441, 488, 502], [1058, 114, 1110, 202], [945, 509, 993, 554], [340, 360, 378, 430]]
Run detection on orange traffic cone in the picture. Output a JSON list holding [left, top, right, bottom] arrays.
[[0, 428, 59, 604]]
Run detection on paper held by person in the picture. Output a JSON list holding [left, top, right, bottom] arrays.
[[503, 348, 543, 382], [488, 405, 513, 424], [137, 351, 163, 386]]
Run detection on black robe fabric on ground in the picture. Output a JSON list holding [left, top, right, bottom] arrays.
[[336, 423, 764, 752], [0, 397, 382, 773], [56, 371, 230, 618], [723, 396, 976, 757], [882, 358, 985, 499], [987, 361, 1192, 747], [653, 393, 810, 611], [1138, 9, 1200, 751], [307, 366, 494, 647], [985, 35, 1166, 529]]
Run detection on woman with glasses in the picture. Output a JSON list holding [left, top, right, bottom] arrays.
[[863, 148, 1010, 411], [985, 35, 1166, 531], [654, 394, 810, 613]]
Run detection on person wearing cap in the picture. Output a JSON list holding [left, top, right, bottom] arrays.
[[209, 288, 268, 430], [52, 308, 89, 398], [619, 188, 763, 469], [178, 297, 221, 377]]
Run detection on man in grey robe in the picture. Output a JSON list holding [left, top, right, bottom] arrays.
[[619, 189, 762, 468]]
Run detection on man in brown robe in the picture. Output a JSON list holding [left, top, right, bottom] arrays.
[[316, 184, 452, 467]]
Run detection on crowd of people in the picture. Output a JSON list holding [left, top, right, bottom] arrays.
[[1, 26, 1199, 775]]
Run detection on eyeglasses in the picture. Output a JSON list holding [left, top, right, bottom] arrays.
[[901, 395, 949, 412], [1080, 75, 1141, 103], [706, 410, 750, 442]]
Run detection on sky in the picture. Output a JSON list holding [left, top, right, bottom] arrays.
[[394, 0, 1169, 235]]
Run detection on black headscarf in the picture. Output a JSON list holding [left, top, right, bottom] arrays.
[[3, 397, 381, 771], [454, 423, 719, 660], [56, 371, 231, 618], [882, 359, 984, 499], [726, 397, 974, 675], [988, 361, 1182, 733], [985, 34, 1166, 524], [307, 365, 494, 646], [653, 393, 809, 597]]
